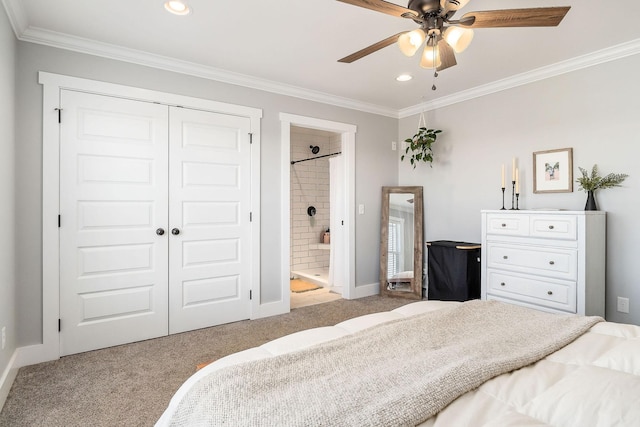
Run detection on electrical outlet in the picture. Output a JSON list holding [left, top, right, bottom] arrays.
[[617, 297, 630, 314], [1, 326, 5, 350]]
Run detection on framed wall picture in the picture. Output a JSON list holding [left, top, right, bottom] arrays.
[[533, 148, 573, 193]]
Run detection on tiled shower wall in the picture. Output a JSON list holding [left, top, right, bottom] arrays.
[[290, 126, 341, 274]]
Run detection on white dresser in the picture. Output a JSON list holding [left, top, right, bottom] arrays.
[[481, 210, 606, 316]]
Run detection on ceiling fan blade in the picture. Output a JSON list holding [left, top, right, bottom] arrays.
[[437, 39, 457, 71], [336, 0, 415, 18], [460, 7, 571, 28], [338, 32, 405, 63]]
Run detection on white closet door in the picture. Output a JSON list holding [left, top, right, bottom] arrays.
[[168, 107, 252, 334], [59, 90, 169, 356]]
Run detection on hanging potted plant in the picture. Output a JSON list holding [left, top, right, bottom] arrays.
[[401, 112, 442, 168], [576, 164, 628, 210]]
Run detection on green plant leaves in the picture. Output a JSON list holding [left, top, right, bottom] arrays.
[[401, 127, 441, 169], [576, 164, 628, 191]]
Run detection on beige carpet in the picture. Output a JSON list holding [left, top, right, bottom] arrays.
[[290, 278, 321, 293], [0, 295, 410, 427]]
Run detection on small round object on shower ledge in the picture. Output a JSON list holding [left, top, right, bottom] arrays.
[[307, 206, 316, 217]]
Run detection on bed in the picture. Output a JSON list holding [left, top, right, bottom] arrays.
[[156, 300, 640, 426]]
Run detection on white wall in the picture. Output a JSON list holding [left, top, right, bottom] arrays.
[[0, 6, 17, 405], [14, 41, 399, 346], [399, 54, 640, 325], [290, 127, 336, 274]]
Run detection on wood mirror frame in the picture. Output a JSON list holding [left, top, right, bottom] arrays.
[[379, 186, 423, 300]]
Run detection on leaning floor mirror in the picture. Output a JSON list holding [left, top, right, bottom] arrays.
[[380, 186, 423, 300]]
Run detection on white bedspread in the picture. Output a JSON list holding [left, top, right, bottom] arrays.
[[158, 301, 612, 427]]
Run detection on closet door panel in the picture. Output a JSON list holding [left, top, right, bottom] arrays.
[[168, 107, 252, 334], [59, 90, 169, 356]]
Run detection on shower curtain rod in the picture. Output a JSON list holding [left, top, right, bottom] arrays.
[[290, 151, 342, 165]]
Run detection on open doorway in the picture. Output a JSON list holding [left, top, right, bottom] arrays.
[[279, 113, 356, 311], [289, 126, 343, 308]]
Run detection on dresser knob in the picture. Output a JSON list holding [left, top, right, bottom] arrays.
[[549, 261, 555, 265], [547, 291, 553, 295], [549, 225, 555, 230], [500, 282, 506, 287], [501, 223, 506, 227], [503, 255, 508, 260]]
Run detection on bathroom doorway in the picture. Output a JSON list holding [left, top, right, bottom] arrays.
[[279, 113, 356, 311], [289, 126, 343, 307]]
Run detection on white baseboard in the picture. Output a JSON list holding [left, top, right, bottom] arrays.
[[351, 282, 380, 299], [0, 349, 19, 412], [15, 343, 57, 368], [251, 299, 289, 319]]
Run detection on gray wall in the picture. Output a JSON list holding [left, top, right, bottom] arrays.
[[14, 42, 399, 346], [0, 10, 16, 376], [399, 54, 640, 325], [15, 20, 636, 349]]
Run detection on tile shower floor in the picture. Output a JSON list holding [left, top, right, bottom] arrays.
[[290, 268, 329, 287], [290, 268, 342, 309]]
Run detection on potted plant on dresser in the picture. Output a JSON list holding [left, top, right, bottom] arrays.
[[576, 164, 628, 210]]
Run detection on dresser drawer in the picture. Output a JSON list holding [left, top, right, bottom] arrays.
[[486, 270, 576, 313], [486, 243, 577, 281], [486, 214, 529, 237], [530, 215, 577, 240], [481, 210, 606, 316]]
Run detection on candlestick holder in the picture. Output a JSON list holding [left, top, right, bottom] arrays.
[[515, 193, 520, 210], [500, 187, 506, 210], [510, 181, 516, 210]]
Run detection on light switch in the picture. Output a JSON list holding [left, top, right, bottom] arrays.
[[358, 204, 365, 215], [391, 141, 397, 151]]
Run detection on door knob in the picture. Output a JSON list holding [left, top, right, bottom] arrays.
[[171, 228, 180, 235], [156, 228, 165, 236]]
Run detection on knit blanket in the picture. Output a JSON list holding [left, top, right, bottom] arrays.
[[168, 300, 602, 427]]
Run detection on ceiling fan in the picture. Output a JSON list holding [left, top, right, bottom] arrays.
[[337, 0, 571, 71]]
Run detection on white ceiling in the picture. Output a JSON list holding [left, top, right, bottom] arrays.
[[4, 0, 640, 116]]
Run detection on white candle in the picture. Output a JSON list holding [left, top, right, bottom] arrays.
[[512, 158, 516, 182], [501, 164, 505, 188], [516, 168, 520, 193]]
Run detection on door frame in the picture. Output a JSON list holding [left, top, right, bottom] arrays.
[[279, 113, 356, 305], [28, 72, 262, 365]]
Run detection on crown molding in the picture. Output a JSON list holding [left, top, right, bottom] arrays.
[[1, 0, 396, 117], [3, 0, 639, 120], [2, 0, 27, 35], [398, 38, 640, 118], [14, 24, 399, 118]]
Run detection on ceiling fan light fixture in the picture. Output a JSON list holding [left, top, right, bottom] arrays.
[[443, 26, 474, 53], [398, 29, 425, 57], [164, 0, 191, 16], [420, 45, 441, 69]]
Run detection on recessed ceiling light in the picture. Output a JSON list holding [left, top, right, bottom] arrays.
[[396, 74, 413, 82], [164, 0, 191, 15]]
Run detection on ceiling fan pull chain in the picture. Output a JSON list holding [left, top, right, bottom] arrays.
[[431, 41, 437, 91]]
